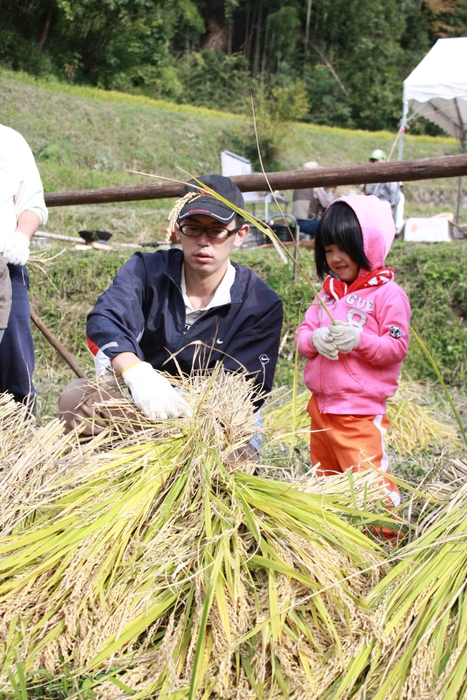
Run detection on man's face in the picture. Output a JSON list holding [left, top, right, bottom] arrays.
[[176, 214, 249, 278]]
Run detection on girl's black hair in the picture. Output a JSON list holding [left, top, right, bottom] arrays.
[[314, 201, 371, 280]]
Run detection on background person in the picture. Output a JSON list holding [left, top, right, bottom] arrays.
[[365, 149, 401, 221], [59, 174, 283, 452], [296, 194, 410, 527], [292, 161, 336, 238], [0, 124, 48, 407]]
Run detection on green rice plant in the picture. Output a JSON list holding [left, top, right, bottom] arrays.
[[326, 457, 467, 699], [409, 325, 467, 447], [263, 382, 459, 457], [0, 369, 395, 699]]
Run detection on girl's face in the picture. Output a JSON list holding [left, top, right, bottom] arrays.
[[325, 244, 359, 284]]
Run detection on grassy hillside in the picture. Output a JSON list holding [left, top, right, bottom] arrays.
[[28, 241, 467, 421], [1, 70, 466, 428], [2, 75, 467, 700], [1, 68, 465, 247]]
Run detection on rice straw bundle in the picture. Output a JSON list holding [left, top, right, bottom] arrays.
[[0, 393, 98, 536], [263, 382, 459, 456], [0, 371, 390, 699], [386, 383, 459, 454], [326, 456, 467, 699]]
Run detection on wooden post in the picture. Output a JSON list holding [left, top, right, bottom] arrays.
[[30, 309, 88, 379], [44, 154, 467, 207]]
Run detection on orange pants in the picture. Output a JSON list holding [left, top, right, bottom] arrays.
[[307, 394, 400, 508]]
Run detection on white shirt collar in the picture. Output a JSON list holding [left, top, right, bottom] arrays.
[[181, 262, 236, 313]]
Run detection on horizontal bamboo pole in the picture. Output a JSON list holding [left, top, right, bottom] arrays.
[[36, 230, 161, 249], [36, 231, 84, 243], [44, 154, 467, 207]]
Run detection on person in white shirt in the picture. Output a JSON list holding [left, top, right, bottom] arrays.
[[292, 162, 336, 238], [365, 149, 400, 221], [0, 124, 48, 408]]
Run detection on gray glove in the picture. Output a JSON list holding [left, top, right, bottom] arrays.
[[328, 320, 361, 353], [311, 326, 339, 361]]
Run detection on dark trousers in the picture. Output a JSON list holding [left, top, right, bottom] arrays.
[[297, 218, 320, 237], [0, 264, 35, 406]]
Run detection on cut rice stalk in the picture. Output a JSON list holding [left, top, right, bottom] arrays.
[[263, 383, 459, 456], [329, 475, 467, 699], [0, 371, 390, 698]]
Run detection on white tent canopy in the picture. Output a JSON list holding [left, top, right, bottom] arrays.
[[398, 37, 467, 224], [400, 37, 467, 146]]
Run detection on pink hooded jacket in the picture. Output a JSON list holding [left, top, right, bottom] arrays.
[[297, 194, 411, 415]]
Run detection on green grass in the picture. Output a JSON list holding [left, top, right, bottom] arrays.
[[28, 241, 467, 422], [0, 67, 246, 120], [1, 68, 466, 428], [1, 66, 465, 245]]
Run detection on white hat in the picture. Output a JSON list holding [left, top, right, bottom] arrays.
[[369, 149, 387, 162]]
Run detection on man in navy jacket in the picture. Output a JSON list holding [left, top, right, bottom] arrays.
[[59, 175, 283, 438]]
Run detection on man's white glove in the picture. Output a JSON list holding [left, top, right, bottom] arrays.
[[311, 326, 339, 361], [122, 361, 192, 420], [1, 231, 30, 266], [328, 320, 361, 353]]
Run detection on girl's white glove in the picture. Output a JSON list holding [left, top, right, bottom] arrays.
[[122, 361, 192, 420], [328, 320, 361, 353], [1, 231, 30, 266], [311, 327, 339, 361]]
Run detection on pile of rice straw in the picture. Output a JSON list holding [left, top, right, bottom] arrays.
[[0, 370, 465, 698]]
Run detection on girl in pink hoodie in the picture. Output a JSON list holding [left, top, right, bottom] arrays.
[[297, 194, 411, 508]]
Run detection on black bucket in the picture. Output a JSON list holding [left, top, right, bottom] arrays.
[[243, 226, 266, 248], [270, 220, 296, 242], [78, 230, 113, 243]]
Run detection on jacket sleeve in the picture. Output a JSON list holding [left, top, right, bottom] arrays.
[[296, 296, 324, 359], [356, 286, 410, 366], [86, 254, 149, 368], [13, 131, 48, 227], [292, 187, 314, 220], [224, 296, 283, 406]]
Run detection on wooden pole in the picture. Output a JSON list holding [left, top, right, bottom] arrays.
[[44, 154, 467, 207], [30, 309, 88, 379], [37, 231, 151, 249], [37, 231, 84, 243]]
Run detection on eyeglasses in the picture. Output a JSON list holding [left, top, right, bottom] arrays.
[[178, 223, 243, 240]]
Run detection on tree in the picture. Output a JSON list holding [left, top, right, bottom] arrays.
[[2, 0, 467, 131]]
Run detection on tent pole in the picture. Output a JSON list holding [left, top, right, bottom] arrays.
[[456, 176, 462, 225], [398, 100, 409, 161], [456, 137, 465, 225]]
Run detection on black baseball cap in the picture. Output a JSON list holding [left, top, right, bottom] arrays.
[[177, 174, 245, 225]]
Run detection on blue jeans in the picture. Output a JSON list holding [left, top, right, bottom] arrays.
[[0, 265, 35, 407], [297, 219, 319, 237]]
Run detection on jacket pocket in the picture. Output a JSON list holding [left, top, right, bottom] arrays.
[[341, 355, 366, 391]]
